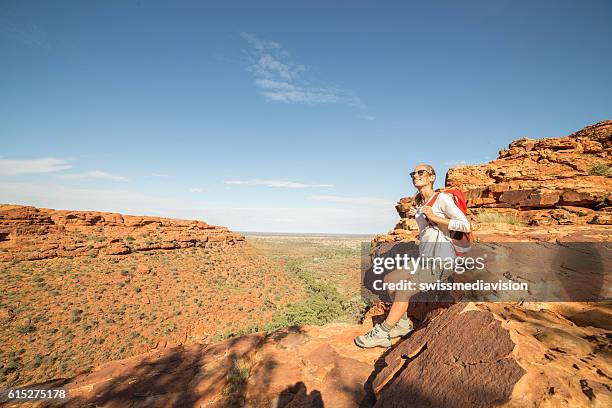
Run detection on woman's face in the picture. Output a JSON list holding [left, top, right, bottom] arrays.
[[411, 165, 434, 188]]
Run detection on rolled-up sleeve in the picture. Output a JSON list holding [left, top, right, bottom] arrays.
[[438, 193, 471, 232]]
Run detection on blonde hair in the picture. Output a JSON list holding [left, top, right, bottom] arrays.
[[413, 164, 436, 206]]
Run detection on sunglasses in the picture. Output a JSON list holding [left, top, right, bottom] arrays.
[[410, 169, 430, 178]]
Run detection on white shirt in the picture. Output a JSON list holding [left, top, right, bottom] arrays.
[[415, 192, 471, 258]]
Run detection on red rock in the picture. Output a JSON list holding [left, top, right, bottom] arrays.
[[0, 204, 244, 261], [383, 121, 611, 233], [103, 243, 131, 255], [136, 264, 151, 274], [373, 304, 525, 408]]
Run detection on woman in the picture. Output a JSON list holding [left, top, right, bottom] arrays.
[[355, 163, 471, 348]]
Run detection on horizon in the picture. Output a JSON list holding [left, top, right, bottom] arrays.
[[2, 1, 611, 233]]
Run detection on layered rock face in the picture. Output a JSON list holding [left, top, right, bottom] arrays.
[[0, 205, 244, 262], [375, 120, 612, 244], [372, 302, 612, 408], [446, 120, 612, 226]]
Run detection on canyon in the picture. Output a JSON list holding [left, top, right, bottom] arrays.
[[1, 120, 610, 407]]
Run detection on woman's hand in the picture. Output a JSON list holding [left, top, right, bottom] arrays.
[[421, 205, 451, 228], [407, 207, 417, 218], [421, 205, 434, 219]]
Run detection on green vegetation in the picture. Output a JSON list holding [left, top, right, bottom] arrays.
[[225, 358, 250, 395], [0, 358, 20, 376], [16, 324, 36, 334], [30, 354, 44, 369], [1, 233, 369, 388], [476, 211, 524, 226], [270, 261, 346, 328], [588, 163, 612, 177]]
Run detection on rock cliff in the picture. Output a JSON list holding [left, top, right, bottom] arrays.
[[0, 205, 244, 262], [446, 120, 611, 226], [376, 120, 612, 244]]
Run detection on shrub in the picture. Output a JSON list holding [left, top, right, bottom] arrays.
[[16, 324, 36, 334], [588, 163, 612, 177], [0, 359, 20, 375], [30, 354, 44, 368], [226, 358, 250, 394], [476, 211, 524, 226], [268, 262, 345, 330]]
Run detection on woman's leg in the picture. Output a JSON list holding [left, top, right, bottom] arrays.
[[384, 301, 409, 326], [354, 269, 413, 348], [382, 268, 412, 326]]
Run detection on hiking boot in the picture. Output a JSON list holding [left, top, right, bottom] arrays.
[[388, 317, 413, 338], [354, 324, 392, 348]]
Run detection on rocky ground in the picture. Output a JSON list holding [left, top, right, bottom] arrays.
[[2, 295, 609, 407]]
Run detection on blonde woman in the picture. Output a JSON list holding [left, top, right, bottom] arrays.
[[355, 164, 470, 348]]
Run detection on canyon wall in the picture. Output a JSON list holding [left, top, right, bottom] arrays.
[[0, 205, 244, 262], [377, 120, 612, 244]]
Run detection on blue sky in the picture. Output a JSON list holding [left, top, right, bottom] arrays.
[[1, 0, 611, 233]]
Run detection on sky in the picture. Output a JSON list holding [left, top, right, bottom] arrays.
[[1, 0, 611, 233]]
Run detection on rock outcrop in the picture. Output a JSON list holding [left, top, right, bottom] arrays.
[[0, 205, 244, 262], [375, 120, 612, 244], [372, 303, 525, 408], [371, 302, 612, 408], [446, 120, 612, 226]]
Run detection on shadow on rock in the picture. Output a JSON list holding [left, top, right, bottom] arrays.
[[275, 381, 324, 408]]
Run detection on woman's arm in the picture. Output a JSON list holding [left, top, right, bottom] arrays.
[[421, 194, 470, 232], [421, 205, 451, 228]]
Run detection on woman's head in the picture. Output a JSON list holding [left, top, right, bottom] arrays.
[[411, 164, 436, 189], [412, 164, 436, 206]]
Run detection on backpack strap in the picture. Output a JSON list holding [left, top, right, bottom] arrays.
[[424, 192, 440, 207]]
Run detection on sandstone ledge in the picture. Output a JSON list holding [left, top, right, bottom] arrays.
[[0, 205, 244, 262]]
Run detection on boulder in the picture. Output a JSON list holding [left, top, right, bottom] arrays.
[[372, 303, 524, 407]]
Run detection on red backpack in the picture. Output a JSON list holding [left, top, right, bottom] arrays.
[[426, 188, 473, 255]]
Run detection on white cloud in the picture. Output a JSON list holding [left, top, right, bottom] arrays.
[[186, 207, 392, 234], [363, 115, 375, 121], [310, 195, 392, 206], [0, 182, 393, 233], [443, 159, 487, 167], [0, 158, 72, 175], [443, 160, 468, 167], [189, 188, 205, 193], [254, 79, 295, 90], [242, 32, 360, 106], [57, 170, 128, 181], [257, 54, 294, 80], [241, 32, 280, 51], [225, 179, 333, 189], [0, 181, 199, 217], [151, 173, 169, 178]]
